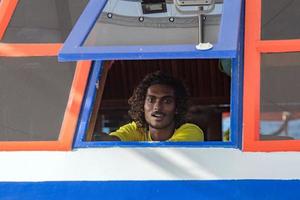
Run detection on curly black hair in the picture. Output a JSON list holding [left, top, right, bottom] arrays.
[[128, 71, 189, 130]]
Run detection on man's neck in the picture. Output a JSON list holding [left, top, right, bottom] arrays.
[[149, 124, 175, 141]]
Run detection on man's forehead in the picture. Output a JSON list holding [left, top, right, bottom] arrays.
[[146, 84, 175, 97]]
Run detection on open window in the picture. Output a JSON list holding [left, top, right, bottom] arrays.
[[59, 0, 243, 148], [244, 0, 300, 151], [0, 0, 90, 151], [86, 59, 230, 142]]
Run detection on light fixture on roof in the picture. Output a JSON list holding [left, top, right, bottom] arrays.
[[141, 0, 167, 14]]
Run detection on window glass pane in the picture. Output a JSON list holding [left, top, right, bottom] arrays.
[[261, 0, 300, 40], [1, 0, 88, 43], [0, 57, 76, 141], [84, 0, 222, 46], [260, 52, 300, 140]]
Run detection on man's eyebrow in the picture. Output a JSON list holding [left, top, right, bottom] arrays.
[[146, 94, 156, 97], [161, 95, 175, 98], [146, 94, 175, 98]]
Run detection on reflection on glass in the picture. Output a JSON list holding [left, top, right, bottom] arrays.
[[84, 0, 222, 46], [222, 112, 230, 141], [1, 0, 88, 43], [0, 57, 76, 141], [260, 52, 300, 140], [261, 112, 300, 140], [261, 0, 300, 40]]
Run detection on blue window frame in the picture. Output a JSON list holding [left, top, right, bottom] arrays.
[[74, 57, 243, 148], [59, 0, 243, 61], [59, 0, 244, 148]]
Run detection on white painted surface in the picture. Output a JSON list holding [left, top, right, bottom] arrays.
[[1, 148, 300, 181]]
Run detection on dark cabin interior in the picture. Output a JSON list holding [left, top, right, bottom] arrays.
[[91, 59, 231, 141]]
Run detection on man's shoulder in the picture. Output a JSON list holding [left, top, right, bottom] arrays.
[[110, 121, 146, 141], [120, 121, 138, 129], [117, 121, 145, 133], [177, 123, 202, 131], [171, 123, 204, 141]]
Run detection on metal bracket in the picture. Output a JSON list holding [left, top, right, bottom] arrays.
[[173, 0, 215, 50]]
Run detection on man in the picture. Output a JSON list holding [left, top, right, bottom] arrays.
[[98, 71, 204, 141]]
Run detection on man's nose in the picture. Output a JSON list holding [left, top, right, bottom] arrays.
[[153, 100, 162, 111]]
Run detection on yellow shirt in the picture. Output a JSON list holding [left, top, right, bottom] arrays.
[[110, 122, 204, 142]]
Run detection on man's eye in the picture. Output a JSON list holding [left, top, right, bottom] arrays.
[[164, 98, 173, 104], [146, 97, 155, 103]]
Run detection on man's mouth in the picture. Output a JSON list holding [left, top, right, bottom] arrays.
[[151, 112, 165, 119]]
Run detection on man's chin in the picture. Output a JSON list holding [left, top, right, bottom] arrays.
[[149, 122, 171, 130], [149, 125, 164, 130]]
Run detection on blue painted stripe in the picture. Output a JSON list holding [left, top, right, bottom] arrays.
[[229, 0, 244, 147], [1, 180, 300, 200], [218, 0, 242, 52], [59, 45, 237, 62], [75, 140, 237, 148], [236, 0, 245, 149]]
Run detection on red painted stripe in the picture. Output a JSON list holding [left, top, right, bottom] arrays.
[[258, 40, 300, 52], [0, 44, 62, 56], [243, 0, 261, 151], [0, 0, 18, 40]]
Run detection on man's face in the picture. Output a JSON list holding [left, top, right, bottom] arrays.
[[144, 84, 176, 131]]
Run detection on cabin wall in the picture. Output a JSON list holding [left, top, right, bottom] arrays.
[[2, 148, 300, 181], [1, 148, 300, 199]]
